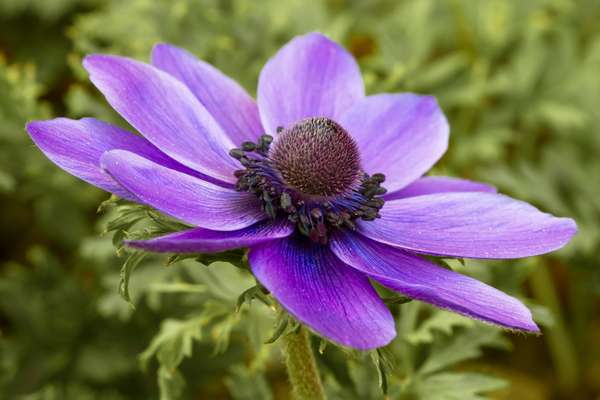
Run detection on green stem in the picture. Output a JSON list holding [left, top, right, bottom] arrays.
[[282, 327, 326, 400]]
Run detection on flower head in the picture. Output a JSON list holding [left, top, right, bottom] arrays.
[[27, 33, 577, 350], [230, 116, 386, 244]]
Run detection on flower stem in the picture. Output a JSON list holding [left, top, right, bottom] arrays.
[[282, 327, 326, 400]]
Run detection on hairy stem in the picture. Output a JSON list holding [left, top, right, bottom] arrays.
[[282, 327, 326, 400]]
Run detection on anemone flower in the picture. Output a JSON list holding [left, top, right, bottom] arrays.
[[26, 33, 576, 350]]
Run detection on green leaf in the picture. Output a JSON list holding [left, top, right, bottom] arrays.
[[211, 310, 242, 354], [406, 311, 474, 345], [264, 313, 289, 344], [146, 282, 207, 294], [415, 372, 507, 400], [195, 249, 247, 269], [139, 316, 206, 371], [225, 365, 273, 400], [118, 251, 145, 306], [419, 326, 510, 375], [371, 349, 390, 395], [382, 294, 413, 305], [236, 284, 272, 312], [158, 365, 186, 400]]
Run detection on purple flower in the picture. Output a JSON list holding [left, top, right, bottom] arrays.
[[26, 33, 576, 350]]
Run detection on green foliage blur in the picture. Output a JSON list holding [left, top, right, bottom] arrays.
[[1, 0, 598, 399]]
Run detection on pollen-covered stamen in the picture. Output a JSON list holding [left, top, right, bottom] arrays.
[[229, 120, 387, 244], [270, 117, 362, 197]]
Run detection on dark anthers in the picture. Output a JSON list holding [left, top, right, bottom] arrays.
[[229, 120, 387, 245]]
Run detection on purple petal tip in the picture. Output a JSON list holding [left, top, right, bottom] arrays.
[[25, 119, 48, 136], [81, 54, 101, 70], [151, 42, 177, 57]]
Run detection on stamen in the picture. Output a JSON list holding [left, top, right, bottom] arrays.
[[229, 128, 387, 244]]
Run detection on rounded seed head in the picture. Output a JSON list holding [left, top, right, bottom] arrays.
[[270, 117, 362, 197]]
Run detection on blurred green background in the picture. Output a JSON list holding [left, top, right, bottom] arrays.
[[1, 0, 599, 399]]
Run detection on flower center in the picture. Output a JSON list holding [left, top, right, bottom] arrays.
[[270, 117, 362, 198], [229, 117, 387, 244]]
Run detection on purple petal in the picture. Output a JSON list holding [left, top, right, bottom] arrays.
[[257, 32, 364, 135], [126, 220, 293, 253], [152, 44, 263, 145], [359, 192, 577, 259], [330, 231, 539, 332], [101, 149, 264, 230], [83, 55, 239, 183], [339, 94, 449, 193], [385, 176, 496, 201], [249, 237, 395, 350], [26, 118, 214, 201]]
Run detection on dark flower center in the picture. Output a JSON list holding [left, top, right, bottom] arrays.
[[270, 118, 362, 197], [229, 117, 387, 244]]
